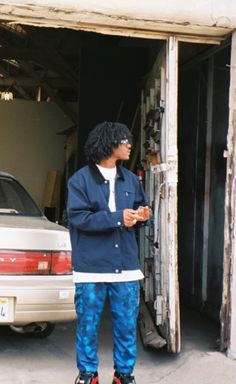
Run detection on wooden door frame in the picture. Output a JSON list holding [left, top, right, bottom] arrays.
[[221, 31, 236, 359]]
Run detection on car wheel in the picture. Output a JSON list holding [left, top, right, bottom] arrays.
[[9, 322, 55, 338]]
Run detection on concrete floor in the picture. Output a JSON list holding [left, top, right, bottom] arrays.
[[0, 305, 236, 384], [99, 305, 236, 384]]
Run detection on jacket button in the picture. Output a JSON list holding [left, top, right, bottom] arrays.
[[104, 180, 108, 183], [115, 244, 119, 248], [115, 269, 119, 273], [117, 221, 121, 226]]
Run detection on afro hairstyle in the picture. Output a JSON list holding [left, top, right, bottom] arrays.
[[84, 121, 132, 164]]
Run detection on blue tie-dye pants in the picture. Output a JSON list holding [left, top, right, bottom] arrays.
[[74, 281, 140, 374]]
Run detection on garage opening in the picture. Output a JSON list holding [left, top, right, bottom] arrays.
[[178, 40, 230, 348], [0, 23, 231, 353]]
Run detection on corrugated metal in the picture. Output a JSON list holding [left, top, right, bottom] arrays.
[[0, 0, 235, 42]]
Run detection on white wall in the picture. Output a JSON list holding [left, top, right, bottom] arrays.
[[0, 99, 73, 206]]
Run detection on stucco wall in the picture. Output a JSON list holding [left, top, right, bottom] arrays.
[[0, 99, 72, 206]]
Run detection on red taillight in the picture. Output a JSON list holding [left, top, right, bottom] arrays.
[[0, 250, 72, 275], [51, 251, 72, 275], [0, 250, 51, 275]]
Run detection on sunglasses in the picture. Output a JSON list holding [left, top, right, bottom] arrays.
[[118, 139, 131, 145]]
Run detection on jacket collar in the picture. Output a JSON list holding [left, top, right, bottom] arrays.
[[88, 162, 125, 184]]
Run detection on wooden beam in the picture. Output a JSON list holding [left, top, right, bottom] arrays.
[[0, 63, 31, 99], [18, 59, 76, 123], [22, 26, 78, 84], [0, 0, 233, 41], [0, 76, 77, 88], [0, 47, 42, 60], [0, 24, 79, 92]]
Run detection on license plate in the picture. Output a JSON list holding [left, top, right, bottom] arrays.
[[0, 298, 9, 321]]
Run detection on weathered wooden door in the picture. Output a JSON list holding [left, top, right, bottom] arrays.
[[139, 37, 180, 353], [220, 31, 236, 359]]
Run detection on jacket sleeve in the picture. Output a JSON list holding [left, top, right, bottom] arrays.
[[133, 175, 151, 227], [133, 175, 148, 209], [67, 174, 124, 232]]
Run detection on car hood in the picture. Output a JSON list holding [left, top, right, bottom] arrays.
[[0, 216, 71, 251]]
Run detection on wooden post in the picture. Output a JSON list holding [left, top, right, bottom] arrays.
[[165, 36, 180, 353], [221, 31, 236, 359]]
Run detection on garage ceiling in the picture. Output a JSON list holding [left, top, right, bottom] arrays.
[[0, 23, 157, 125], [0, 23, 163, 126], [0, 23, 82, 121], [0, 24, 125, 125], [0, 22, 227, 126]]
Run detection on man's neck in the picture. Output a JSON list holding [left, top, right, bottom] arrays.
[[99, 158, 116, 168]]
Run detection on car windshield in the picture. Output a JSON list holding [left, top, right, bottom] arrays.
[[0, 177, 42, 216]]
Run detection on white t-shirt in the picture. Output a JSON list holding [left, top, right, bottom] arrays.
[[73, 164, 144, 283]]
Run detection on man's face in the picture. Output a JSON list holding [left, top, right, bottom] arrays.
[[112, 139, 132, 161]]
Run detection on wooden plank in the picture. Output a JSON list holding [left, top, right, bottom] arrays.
[[139, 38, 180, 353], [0, 0, 233, 41], [221, 31, 236, 358], [138, 294, 166, 349], [165, 36, 180, 353]]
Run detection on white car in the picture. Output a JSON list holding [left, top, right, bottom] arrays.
[[0, 171, 75, 337]]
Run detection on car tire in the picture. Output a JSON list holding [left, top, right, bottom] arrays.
[[9, 322, 55, 338]]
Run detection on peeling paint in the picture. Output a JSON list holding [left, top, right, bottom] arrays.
[[0, 1, 234, 41], [221, 34, 236, 358]]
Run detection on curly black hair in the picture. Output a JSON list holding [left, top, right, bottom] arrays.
[[84, 121, 132, 164]]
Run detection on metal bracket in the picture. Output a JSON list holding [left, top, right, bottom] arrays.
[[151, 163, 168, 173], [154, 295, 164, 325]]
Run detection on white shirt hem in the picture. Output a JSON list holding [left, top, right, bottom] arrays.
[[73, 269, 144, 283]]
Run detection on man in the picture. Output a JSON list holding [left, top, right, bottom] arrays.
[[67, 121, 150, 384]]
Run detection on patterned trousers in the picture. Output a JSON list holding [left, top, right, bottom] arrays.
[[74, 281, 140, 374]]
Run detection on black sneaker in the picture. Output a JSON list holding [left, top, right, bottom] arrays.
[[112, 371, 136, 384], [75, 371, 99, 384]]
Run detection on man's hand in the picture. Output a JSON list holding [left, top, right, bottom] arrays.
[[123, 207, 150, 227], [136, 206, 150, 222], [123, 209, 141, 227]]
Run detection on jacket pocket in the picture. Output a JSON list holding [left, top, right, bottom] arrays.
[[121, 188, 136, 208]]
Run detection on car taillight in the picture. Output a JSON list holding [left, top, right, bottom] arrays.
[[51, 251, 72, 275], [0, 250, 72, 275], [0, 250, 51, 275]]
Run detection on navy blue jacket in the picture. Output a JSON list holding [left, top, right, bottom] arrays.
[[67, 163, 148, 273]]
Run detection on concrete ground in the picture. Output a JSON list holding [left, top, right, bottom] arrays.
[[99, 305, 236, 384], [0, 305, 235, 384]]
